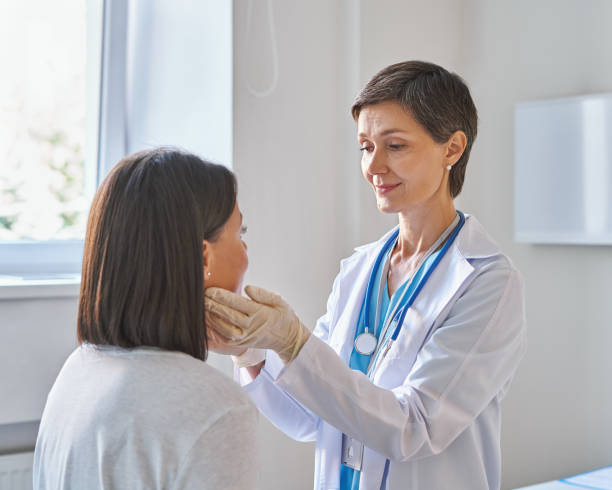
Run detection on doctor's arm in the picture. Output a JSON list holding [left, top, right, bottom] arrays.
[[274, 259, 526, 461], [233, 350, 320, 442], [218, 273, 343, 443]]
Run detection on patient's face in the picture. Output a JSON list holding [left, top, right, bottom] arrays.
[[204, 202, 248, 293]]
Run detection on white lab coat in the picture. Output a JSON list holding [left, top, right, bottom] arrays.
[[238, 215, 526, 490]]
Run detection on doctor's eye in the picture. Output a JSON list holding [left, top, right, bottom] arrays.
[[388, 144, 405, 150], [240, 225, 248, 236], [359, 144, 374, 153]]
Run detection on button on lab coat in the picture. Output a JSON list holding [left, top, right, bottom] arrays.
[[238, 215, 527, 490]]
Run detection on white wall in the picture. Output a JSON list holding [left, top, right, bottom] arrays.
[[0, 296, 77, 426], [459, 1, 612, 488], [126, 0, 232, 163]]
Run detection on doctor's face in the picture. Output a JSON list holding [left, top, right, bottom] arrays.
[[358, 101, 451, 214], [203, 202, 249, 293]]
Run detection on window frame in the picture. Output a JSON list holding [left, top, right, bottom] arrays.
[[0, 0, 125, 280]]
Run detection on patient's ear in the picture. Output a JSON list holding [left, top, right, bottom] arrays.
[[202, 240, 211, 271]]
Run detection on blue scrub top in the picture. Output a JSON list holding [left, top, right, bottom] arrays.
[[340, 246, 442, 490]]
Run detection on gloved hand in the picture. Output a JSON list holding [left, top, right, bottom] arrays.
[[205, 285, 311, 364], [203, 327, 243, 356], [205, 324, 265, 367]]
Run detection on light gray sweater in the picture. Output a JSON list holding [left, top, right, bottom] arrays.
[[34, 344, 257, 490]]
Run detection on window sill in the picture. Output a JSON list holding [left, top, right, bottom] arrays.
[[0, 274, 81, 300]]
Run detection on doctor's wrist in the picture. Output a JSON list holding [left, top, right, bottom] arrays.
[[277, 322, 311, 364], [231, 348, 267, 368]]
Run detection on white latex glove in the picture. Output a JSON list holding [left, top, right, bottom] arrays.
[[205, 285, 311, 364], [205, 326, 265, 367], [206, 326, 248, 356]]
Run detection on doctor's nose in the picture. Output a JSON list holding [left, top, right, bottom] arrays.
[[364, 149, 388, 176]]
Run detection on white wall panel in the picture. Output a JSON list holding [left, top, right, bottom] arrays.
[[0, 297, 77, 425], [127, 0, 232, 165]]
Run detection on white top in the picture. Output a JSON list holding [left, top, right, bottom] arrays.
[[238, 215, 527, 490], [34, 344, 258, 490]]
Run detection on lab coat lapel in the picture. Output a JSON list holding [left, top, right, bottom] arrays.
[[371, 244, 475, 388]]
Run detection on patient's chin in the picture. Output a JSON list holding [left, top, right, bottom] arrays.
[[204, 272, 245, 294]]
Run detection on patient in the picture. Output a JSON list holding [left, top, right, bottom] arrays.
[[33, 148, 256, 490]]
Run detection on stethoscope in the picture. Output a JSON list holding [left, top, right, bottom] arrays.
[[354, 211, 466, 370]]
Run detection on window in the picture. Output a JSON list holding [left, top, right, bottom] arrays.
[[0, 0, 103, 277], [0, 0, 232, 282]]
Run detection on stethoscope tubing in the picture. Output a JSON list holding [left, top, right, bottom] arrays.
[[362, 230, 400, 332]]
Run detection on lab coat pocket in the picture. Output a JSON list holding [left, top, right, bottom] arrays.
[[388, 308, 430, 362], [373, 308, 433, 388]]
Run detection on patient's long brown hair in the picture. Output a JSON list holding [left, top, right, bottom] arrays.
[[77, 148, 236, 360]]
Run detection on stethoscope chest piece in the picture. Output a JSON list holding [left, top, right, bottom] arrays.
[[354, 329, 377, 356]]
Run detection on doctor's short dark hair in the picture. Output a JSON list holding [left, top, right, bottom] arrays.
[[351, 60, 478, 198], [77, 147, 237, 361]]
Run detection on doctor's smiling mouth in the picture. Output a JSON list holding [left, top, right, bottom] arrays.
[[374, 183, 401, 195]]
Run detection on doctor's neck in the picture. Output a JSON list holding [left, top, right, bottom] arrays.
[[396, 201, 457, 259]]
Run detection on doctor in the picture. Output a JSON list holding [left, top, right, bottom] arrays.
[[205, 60, 526, 490]]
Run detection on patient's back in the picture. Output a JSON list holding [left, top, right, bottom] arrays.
[[33, 344, 257, 490]]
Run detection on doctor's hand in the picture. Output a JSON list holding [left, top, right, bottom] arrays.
[[205, 285, 311, 364], [206, 326, 266, 369], [205, 327, 248, 356]]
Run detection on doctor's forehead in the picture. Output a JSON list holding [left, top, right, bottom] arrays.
[[357, 102, 415, 137], [358, 127, 406, 138]]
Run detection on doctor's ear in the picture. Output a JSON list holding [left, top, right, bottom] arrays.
[[444, 130, 467, 166]]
